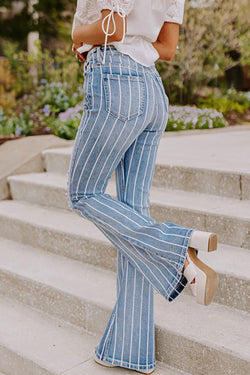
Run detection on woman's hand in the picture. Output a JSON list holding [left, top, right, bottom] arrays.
[[152, 22, 180, 61], [72, 43, 85, 62]]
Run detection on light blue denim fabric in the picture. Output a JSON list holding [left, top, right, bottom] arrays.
[[66, 46, 195, 372]]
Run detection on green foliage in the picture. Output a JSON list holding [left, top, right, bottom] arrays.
[[157, 0, 249, 104], [0, 0, 75, 45], [36, 80, 83, 114], [226, 88, 250, 107], [0, 106, 33, 136], [2, 41, 34, 97], [0, 77, 84, 138], [0, 2, 32, 45], [47, 103, 83, 140], [198, 89, 250, 115], [48, 116, 80, 140], [2, 40, 83, 99]]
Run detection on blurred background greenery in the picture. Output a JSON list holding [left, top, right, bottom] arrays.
[[0, 0, 249, 141]]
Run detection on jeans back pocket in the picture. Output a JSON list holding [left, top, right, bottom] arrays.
[[102, 74, 145, 122]]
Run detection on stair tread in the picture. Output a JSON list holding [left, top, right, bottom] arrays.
[[0, 295, 97, 374], [0, 237, 249, 362], [7, 172, 250, 220], [0, 296, 183, 375], [0, 198, 108, 244], [156, 131, 250, 173], [42, 128, 250, 174], [0, 200, 249, 279]]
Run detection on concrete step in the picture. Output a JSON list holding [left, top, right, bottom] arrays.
[[42, 137, 250, 200], [0, 240, 249, 375], [0, 201, 249, 312], [7, 172, 250, 249], [0, 297, 180, 375]]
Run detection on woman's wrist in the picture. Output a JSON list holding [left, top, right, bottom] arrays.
[[73, 10, 126, 46], [152, 41, 176, 62]]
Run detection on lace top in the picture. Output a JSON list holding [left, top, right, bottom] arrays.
[[72, 0, 185, 66]]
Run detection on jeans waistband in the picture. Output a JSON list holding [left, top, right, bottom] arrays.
[[85, 46, 157, 75]]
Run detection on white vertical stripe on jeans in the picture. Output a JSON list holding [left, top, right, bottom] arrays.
[[131, 132, 150, 207], [129, 267, 137, 363], [138, 277, 145, 367], [139, 124, 159, 211], [147, 283, 151, 368], [123, 62, 144, 203], [121, 262, 129, 364]]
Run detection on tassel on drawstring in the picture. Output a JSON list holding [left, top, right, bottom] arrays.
[[101, 3, 126, 64]]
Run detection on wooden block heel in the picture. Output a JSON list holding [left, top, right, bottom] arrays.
[[208, 233, 218, 252]]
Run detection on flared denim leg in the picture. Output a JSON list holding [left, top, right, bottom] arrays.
[[67, 46, 195, 372], [94, 130, 160, 370]]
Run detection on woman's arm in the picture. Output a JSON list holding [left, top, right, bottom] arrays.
[[73, 9, 127, 46], [152, 22, 180, 61]]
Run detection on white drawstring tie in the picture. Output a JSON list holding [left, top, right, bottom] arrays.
[[101, 3, 126, 64]]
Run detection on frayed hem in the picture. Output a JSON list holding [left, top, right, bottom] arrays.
[[165, 228, 195, 302], [95, 349, 156, 372]]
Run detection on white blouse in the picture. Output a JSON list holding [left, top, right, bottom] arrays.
[[72, 0, 185, 67]]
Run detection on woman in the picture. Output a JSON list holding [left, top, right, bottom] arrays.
[[67, 1, 218, 373]]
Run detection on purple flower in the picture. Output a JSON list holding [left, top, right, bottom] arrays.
[[58, 104, 83, 122], [44, 105, 51, 116], [15, 128, 22, 136], [59, 112, 69, 122]]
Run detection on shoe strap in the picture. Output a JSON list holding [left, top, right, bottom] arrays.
[[190, 282, 197, 297], [183, 254, 197, 284]]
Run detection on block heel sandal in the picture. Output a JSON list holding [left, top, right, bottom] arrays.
[[184, 247, 218, 305]]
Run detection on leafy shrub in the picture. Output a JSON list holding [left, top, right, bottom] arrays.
[[0, 106, 33, 136], [225, 89, 250, 107], [48, 103, 83, 140], [198, 89, 250, 115], [35, 80, 84, 114], [157, 0, 249, 104], [0, 76, 85, 137], [2, 40, 83, 98]]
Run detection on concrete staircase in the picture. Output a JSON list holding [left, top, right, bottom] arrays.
[[0, 130, 250, 375]]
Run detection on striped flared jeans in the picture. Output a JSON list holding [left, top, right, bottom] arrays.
[[67, 46, 195, 372]]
